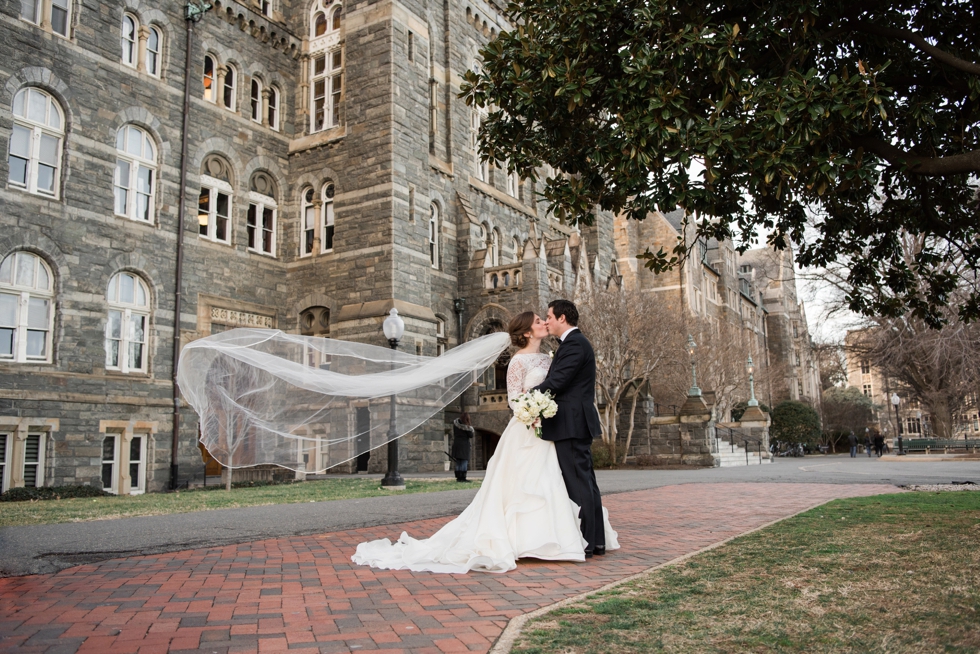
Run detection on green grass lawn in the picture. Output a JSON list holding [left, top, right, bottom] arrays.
[[514, 491, 980, 654], [0, 478, 480, 527]]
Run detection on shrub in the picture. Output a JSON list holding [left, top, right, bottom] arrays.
[[0, 485, 111, 502], [592, 440, 628, 468], [771, 400, 822, 445]]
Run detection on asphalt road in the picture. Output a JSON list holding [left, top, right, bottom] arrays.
[[1, 455, 977, 578]]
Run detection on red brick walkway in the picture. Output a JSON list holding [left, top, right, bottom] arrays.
[[0, 483, 897, 653]]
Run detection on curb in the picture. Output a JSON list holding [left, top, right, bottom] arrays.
[[488, 489, 904, 654]]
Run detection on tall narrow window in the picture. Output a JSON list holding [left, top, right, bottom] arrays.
[[301, 187, 316, 256], [122, 15, 138, 67], [408, 31, 414, 62], [114, 125, 156, 223], [310, 2, 343, 133], [101, 435, 116, 492], [250, 78, 262, 122], [267, 86, 280, 130], [50, 0, 69, 36], [507, 170, 518, 197], [428, 203, 439, 268], [311, 51, 342, 131], [203, 55, 216, 102], [222, 65, 237, 110], [512, 237, 521, 263], [489, 229, 500, 267], [106, 272, 150, 374], [321, 182, 335, 252], [0, 433, 7, 492], [22, 433, 43, 488], [0, 251, 54, 363], [146, 26, 162, 76], [471, 110, 488, 181], [260, 0, 272, 17], [8, 87, 65, 198], [247, 172, 277, 256], [199, 156, 233, 244]]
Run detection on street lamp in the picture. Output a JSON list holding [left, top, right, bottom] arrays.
[[686, 335, 701, 397], [745, 355, 759, 407], [891, 393, 904, 455], [382, 308, 406, 489]]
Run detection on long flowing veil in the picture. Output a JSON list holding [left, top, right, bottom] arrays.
[[176, 328, 510, 473]]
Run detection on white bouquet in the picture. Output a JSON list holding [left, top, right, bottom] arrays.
[[510, 390, 558, 438]]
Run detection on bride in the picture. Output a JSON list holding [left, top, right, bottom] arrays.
[[351, 311, 619, 574]]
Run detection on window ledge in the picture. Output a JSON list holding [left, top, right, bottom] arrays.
[[289, 126, 346, 154]]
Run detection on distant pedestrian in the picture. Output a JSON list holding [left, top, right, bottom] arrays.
[[451, 412, 475, 482], [873, 432, 885, 457], [848, 430, 857, 458], [864, 432, 873, 457]]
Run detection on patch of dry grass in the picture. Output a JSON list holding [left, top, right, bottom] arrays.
[[513, 491, 980, 654]]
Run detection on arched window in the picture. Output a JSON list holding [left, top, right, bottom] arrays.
[[146, 26, 162, 77], [121, 14, 138, 67], [310, 1, 343, 133], [105, 272, 150, 374], [198, 155, 233, 244], [250, 78, 262, 122], [512, 237, 521, 263], [507, 169, 518, 197], [0, 251, 54, 363], [247, 172, 277, 256], [267, 86, 280, 131], [301, 187, 316, 256], [321, 181, 335, 252], [222, 64, 237, 110], [114, 125, 156, 223], [202, 55, 216, 102], [489, 228, 501, 267], [428, 203, 439, 269], [8, 87, 65, 198], [313, 12, 326, 37]]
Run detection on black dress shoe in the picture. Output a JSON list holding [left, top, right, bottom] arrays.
[[584, 551, 594, 558], [593, 546, 606, 556]]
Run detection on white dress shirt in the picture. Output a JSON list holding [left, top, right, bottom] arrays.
[[559, 326, 579, 342]]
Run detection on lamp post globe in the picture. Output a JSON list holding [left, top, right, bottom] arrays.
[[381, 308, 406, 489]]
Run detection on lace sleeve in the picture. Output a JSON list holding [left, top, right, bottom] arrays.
[[506, 356, 526, 405]]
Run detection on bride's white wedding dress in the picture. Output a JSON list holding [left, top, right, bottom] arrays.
[[351, 352, 619, 574]]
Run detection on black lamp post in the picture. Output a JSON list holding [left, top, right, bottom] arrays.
[[892, 393, 904, 455], [382, 308, 406, 489]]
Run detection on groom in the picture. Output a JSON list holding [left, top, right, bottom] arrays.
[[533, 299, 606, 557]]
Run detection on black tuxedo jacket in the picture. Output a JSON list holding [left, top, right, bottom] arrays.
[[533, 329, 602, 442]]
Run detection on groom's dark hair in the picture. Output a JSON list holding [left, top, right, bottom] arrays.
[[548, 299, 579, 326]]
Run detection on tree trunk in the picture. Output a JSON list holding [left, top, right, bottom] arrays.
[[622, 379, 644, 465]]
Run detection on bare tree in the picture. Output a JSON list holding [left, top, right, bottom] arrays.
[[806, 231, 980, 439], [577, 285, 686, 463]]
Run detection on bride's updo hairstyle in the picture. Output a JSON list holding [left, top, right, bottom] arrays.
[[508, 311, 536, 348]]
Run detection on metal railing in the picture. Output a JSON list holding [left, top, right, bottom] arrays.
[[716, 426, 768, 464]]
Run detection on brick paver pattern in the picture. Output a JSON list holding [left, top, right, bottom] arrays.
[[0, 482, 898, 653]]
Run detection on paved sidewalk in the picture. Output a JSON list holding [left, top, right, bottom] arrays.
[[0, 483, 898, 654]]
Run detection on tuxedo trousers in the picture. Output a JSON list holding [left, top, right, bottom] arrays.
[[553, 437, 605, 551]]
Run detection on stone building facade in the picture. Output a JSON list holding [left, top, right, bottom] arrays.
[[613, 209, 820, 416], [0, 0, 614, 493]]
